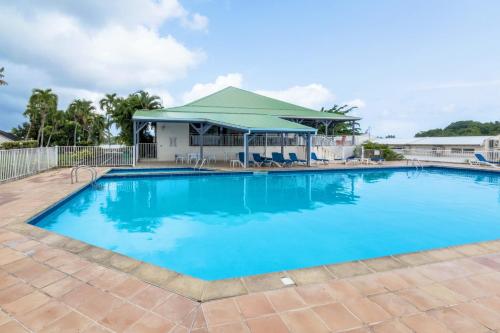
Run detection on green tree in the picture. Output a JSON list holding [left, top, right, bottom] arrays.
[[320, 104, 361, 135], [28, 89, 58, 146], [99, 93, 118, 145], [0, 67, 7, 86], [67, 99, 95, 145], [415, 120, 500, 137], [107, 90, 162, 145]]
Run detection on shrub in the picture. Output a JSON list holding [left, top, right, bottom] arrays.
[[362, 141, 404, 161], [0, 140, 38, 150]]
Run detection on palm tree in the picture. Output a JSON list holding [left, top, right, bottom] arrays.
[[45, 110, 65, 147], [320, 104, 360, 136], [0, 67, 7, 86], [100, 93, 118, 145], [67, 99, 95, 145], [29, 89, 58, 146], [132, 90, 162, 109]]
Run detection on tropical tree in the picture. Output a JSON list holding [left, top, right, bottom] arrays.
[[0, 67, 7, 86], [28, 89, 58, 146], [107, 90, 162, 145], [320, 104, 361, 136], [99, 93, 118, 145], [67, 99, 95, 145]]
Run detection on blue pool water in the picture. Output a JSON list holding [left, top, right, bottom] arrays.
[[107, 167, 205, 174], [32, 167, 500, 280]]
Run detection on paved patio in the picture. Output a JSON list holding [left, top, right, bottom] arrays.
[[1, 166, 500, 332]]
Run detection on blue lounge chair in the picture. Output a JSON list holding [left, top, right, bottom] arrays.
[[311, 152, 329, 165], [238, 152, 258, 167], [252, 153, 273, 167], [289, 152, 306, 165], [271, 152, 293, 167], [472, 153, 499, 168]]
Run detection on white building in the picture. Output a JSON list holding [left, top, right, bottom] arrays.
[[0, 130, 16, 143]]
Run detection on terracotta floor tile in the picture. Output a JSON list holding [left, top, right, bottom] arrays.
[[111, 276, 148, 299], [326, 279, 362, 301], [30, 247, 66, 262], [246, 314, 289, 333], [401, 313, 452, 333], [72, 263, 106, 282], [13, 240, 41, 253], [266, 288, 306, 312], [280, 309, 329, 333], [234, 293, 275, 319], [397, 287, 445, 311], [472, 256, 500, 271], [31, 269, 66, 289], [0, 320, 29, 333], [468, 273, 500, 294], [453, 303, 500, 330], [394, 268, 433, 287], [60, 283, 100, 308], [58, 259, 91, 275], [89, 268, 128, 291], [416, 261, 469, 282], [153, 294, 198, 322], [0, 310, 9, 326], [0, 273, 20, 290], [441, 277, 491, 299], [349, 274, 387, 296], [0, 247, 25, 266], [429, 307, 489, 333], [295, 284, 333, 306], [372, 320, 412, 333], [130, 285, 172, 310], [343, 297, 391, 324], [3, 291, 50, 316], [125, 312, 175, 333], [0, 283, 34, 305], [99, 302, 145, 333], [476, 296, 500, 313], [313, 302, 362, 332], [17, 301, 70, 332], [77, 289, 122, 321], [82, 324, 111, 333], [203, 299, 241, 326], [39, 311, 92, 333], [208, 322, 248, 333], [418, 283, 466, 305], [42, 276, 83, 297], [369, 292, 419, 317], [10, 259, 50, 282], [373, 271, 411, 291]]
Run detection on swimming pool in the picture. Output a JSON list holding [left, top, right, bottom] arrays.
[[107, 167, 210, 174], [30, 167, 500, 280]]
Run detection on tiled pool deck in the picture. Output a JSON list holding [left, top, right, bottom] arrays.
[[1, 164, 500, 332]]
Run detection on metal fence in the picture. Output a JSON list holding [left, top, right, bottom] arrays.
[[0, 147, 58, 183], [58, 146, 134, 167], [138, 143, 157, 159], [188, 134, 355, 147], [392, 149, 500, 164]]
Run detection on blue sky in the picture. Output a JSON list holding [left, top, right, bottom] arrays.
[[1, 0, 499, 136]]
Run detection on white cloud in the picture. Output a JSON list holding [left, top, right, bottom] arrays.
[[256, 84, 335, 109], [0, 7, 204, 91], [182, 73, 243, 103]]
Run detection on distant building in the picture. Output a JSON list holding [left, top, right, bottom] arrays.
[[374, 135, 500, 153], [0, 130, 16, 143]]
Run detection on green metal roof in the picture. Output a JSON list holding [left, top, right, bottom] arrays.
[[133, 87, 360, 133], [133, 110, 315, 132]]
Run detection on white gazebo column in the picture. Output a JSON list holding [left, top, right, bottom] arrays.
[[281, 132, 285, 155], [243, 132, 249, 168], [306, 133, 312, 167]]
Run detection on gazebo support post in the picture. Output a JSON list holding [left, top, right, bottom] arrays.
[[281, 132, 285, 155], [351, 121, 356, 145], [306, 133, 312, 167], [243, 132, 249, 168]]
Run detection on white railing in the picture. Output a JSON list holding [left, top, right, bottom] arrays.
[[138, 143, 157, 159], [0, 147, 58, 183], [393, 149, 500, 164], [188, 134, 357, 147], [58, 146, 134, 167]]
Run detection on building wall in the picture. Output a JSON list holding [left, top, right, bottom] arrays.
[[0, 135, 13, 143], [154, 123, 354, 162]]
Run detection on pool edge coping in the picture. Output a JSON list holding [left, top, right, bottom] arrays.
[[12, 163, 500, 302]]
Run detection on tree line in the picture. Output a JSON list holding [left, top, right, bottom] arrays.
[[415, 121, 500, 137], [11, 88, 163, 147]]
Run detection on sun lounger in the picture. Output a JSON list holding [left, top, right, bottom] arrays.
[[271, 152, 293, 167], [252, 153, 274, 167], [311, 152, 329, 165], [472, 153, 499, 168], [289, 152, 306, 165]]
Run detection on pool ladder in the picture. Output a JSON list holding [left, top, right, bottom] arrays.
[[70, 165, 100, 187], [194, 158, 207, 170], [407, 158, 423, 170]]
